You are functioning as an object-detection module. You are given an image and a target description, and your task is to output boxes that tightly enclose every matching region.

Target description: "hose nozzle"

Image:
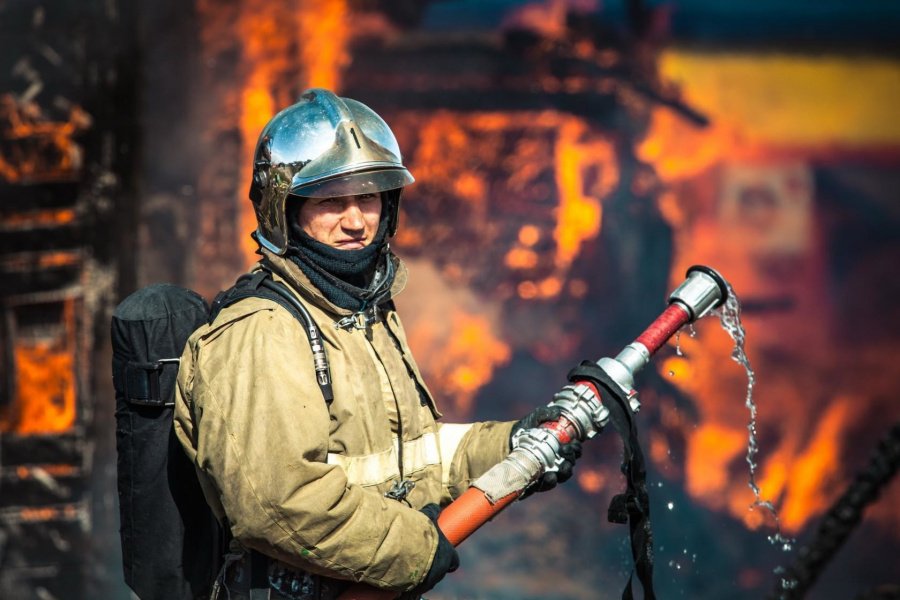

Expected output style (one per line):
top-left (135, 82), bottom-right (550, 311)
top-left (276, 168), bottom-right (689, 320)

top-left (668, 265), bottom-right (729, 322)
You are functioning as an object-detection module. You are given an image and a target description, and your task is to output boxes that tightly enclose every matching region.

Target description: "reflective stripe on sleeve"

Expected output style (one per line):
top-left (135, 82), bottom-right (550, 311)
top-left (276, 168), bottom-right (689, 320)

top-left (436, 423), bottom-right (475, 488)
top-left (327, 432), bottom-right (441, 487)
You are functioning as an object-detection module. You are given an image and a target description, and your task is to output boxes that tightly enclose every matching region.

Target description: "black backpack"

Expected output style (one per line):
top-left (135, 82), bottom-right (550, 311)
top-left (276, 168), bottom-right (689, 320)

top-left (112, 270), bottom-right (332, 599)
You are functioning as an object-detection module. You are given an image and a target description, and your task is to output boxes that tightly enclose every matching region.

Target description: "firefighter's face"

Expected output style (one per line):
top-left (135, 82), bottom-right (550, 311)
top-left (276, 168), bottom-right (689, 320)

top-left (297, 192), bottom-right (382, 249)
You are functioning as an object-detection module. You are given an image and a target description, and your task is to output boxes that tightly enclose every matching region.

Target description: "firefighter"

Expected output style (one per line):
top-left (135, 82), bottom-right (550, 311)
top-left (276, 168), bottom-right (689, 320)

top-left (173, 89), bottom-right (581, 599)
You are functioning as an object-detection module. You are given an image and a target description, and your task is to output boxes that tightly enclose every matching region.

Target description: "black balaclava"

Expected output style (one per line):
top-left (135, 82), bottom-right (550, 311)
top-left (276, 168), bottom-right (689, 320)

top-left (285, 199), bottom-right (396, 312)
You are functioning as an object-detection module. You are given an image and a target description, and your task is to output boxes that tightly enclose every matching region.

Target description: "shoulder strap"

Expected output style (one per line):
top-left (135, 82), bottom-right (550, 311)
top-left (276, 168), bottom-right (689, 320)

top-left (210, 270), bottom-right (334, 403)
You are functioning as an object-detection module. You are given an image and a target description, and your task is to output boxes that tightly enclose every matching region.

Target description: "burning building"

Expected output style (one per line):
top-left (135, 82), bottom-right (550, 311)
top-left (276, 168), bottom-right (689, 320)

top-left (1, 0), bottom-right (899, 598)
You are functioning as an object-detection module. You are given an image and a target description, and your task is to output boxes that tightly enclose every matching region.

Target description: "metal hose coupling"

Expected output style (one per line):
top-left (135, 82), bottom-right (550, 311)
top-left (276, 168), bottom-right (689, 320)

top-left (669, 265), bottom-right (729, 322)
top-left (509, 382), bottom-right (610, 480)
top-left (549, 382), bottom-right (610, 440)
top-left (595, 265), bottom-right (730, 411)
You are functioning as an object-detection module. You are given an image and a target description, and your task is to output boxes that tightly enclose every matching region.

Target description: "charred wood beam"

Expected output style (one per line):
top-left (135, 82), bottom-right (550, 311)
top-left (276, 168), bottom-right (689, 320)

top-left (0, 183), bottom-right (79, 213)
top-left (344, 35), bottom-right (706, 125)
top-left (0, 432), bottom-right (84, 466)
top-left (3, 265), bottom-right (82, 297)
top-left (0, 225), bottom-right (85, 255)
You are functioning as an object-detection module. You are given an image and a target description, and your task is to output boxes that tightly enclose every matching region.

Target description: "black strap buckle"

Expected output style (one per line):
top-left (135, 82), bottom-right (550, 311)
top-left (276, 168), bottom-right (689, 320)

top-left (124, 358), bottom-right (180, 407)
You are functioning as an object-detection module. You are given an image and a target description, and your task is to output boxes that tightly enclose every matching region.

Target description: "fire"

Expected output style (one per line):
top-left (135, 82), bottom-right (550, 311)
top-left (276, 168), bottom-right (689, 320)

top-left (0, 208), bottom-right (76, 229)
top-left (663, 321), bottom-right (864, 533)
top-left (0, 94), bottom-right (91, 183)
top-left (637, 48), bottom-right (900, 536)
top-left (393, 110), bottom-right (617, 301)
top-left (503, 0), bottom-right (599, 40)
top-left (553, 119), bottom-right (616, 271)
top-left (762, 398), bottom-right (854, 532)
top-left (196, 0), bottom-right (352, 267)
top-left (0, 300), bottom-right (77, 436)
top-left (298, 0), bottom-right (350, 93)
top-left (408, 310), bottom-right (511, 416)
top-left (395, 259), bottom-right (511, 418)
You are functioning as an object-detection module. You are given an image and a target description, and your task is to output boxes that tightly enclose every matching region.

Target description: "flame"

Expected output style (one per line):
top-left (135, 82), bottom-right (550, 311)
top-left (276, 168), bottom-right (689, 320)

top-left (0, 208), bottom-right (76, 229)
top-left (638, 51), bottom-right (900, 185)
top-left (196, 0), bottom-right (351, 271)
top-left (395, 110), bottom-right (617, 301)
top-left (503, 0), bottom-right (599, 39)
top-left (763, 398), bottom-right (854, 531)
top-left (553, 119), bottom-right (615, 271)
top-left (0, 94), bottom-right (91, 183)
top-left (638, 48), bottom-right (900, 535)
top-left (298, 0), bottom-right (350, 93)
top-left (0, 300), bottom-right (77, 435)
top-left (408, 310), bottom-right (511, 416)
top-left (395, 259), bottom-right (511, 418)
top-left (199, 0), bottom-right (353, 267)
top-left (1, 251), bottom-right (81, 271)
top-left (16, 464), bottom-right (77, 478)
top-left (18, 503), bottom-right (81, 523)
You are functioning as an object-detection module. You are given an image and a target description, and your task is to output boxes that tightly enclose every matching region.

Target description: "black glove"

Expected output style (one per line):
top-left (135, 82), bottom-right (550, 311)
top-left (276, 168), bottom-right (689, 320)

top-left (510, 405), bottom-right (583, 493)
top-left (405, 503), bottom-right (459, 599)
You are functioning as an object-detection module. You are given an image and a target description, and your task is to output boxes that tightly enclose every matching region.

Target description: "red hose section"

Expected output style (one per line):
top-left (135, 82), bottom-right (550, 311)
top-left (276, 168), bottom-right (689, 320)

top-left (541, 414), bottom-right (578, 444)
top-left (634, 303), bottom-right (690, 355)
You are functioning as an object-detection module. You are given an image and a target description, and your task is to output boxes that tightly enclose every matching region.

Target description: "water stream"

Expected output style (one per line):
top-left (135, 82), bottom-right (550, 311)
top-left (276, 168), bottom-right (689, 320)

top-left (709, 281), bottom-right (795, 552)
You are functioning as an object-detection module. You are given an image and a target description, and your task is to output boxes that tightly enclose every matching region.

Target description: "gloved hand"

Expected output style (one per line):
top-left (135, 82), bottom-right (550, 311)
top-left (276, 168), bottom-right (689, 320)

top-left (404, 503), bottom-right (459, 599)
top-left (510, 405), bottom-right (583, 493)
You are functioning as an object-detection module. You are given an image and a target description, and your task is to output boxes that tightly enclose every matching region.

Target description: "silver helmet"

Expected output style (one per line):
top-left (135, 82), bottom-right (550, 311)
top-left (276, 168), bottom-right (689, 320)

top-left (249, 88), bottom-right (414, 255)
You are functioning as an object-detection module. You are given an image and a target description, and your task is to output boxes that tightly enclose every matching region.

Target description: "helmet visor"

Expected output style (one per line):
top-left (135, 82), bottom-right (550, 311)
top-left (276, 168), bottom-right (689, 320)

top-left (291, 168), bottom-right (414, 199)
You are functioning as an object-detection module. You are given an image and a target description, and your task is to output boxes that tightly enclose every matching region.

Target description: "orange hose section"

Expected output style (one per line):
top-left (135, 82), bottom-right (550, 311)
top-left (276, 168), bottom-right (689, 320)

top-left (338, 487), bottom-right (521, 600)
top-left (438, 487), bottom-right (520, 546)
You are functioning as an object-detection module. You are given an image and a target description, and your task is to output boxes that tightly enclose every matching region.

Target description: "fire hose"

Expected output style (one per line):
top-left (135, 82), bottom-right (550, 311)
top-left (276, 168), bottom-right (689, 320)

top-left (339, 265), bottom-right (729, 600)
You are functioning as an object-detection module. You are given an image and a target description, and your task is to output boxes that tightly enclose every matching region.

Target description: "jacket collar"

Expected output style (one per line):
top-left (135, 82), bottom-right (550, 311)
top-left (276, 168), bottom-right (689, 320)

top-left (258, 248), bottom-right (409, 317)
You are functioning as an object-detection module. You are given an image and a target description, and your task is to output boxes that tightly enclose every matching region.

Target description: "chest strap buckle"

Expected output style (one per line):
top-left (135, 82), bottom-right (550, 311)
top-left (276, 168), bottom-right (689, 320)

top-left (335, 306), bottom-right (380, 331)
top-left (384, 479), bottom-right (416, 503)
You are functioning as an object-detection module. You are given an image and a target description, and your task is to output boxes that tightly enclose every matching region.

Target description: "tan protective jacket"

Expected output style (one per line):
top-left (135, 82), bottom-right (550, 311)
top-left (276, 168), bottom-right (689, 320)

top-left (173, 250), bottom-right (514, 593)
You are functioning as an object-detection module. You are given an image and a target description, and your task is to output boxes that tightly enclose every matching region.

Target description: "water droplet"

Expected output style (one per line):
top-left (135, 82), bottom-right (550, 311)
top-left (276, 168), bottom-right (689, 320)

top-left (667, 501), bottom-right (674, 510)
top-left (657, 482), bottom-right (664, 488)
top-left (668, 370), bottom-right (675, 377)
top-left (688, 323), bottom-right (697, 338)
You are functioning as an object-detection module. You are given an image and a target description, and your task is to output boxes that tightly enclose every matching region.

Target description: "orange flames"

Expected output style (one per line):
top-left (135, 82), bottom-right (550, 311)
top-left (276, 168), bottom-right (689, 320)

top-left (394, 110), bottom-right (617, 302)
top-left (408, 311), bottom-right (512, 416)
top-left (0, 94), bottom-right (91, 183)
top-left (196, 4), bottom-right (900, 540)
top-left (196, 0), bottom-right (351, 266)
top-left (636, 49), bottom-right (900, 535)
top-left (652, 166), bottom-right (845, 534)
top-left (554, 118), bottom-right (616, 271)
top-left (397, 259), bottom-right (512, 417)
top-left (0, 299), bottom-right (77, 436)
